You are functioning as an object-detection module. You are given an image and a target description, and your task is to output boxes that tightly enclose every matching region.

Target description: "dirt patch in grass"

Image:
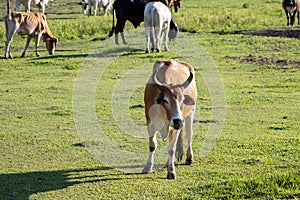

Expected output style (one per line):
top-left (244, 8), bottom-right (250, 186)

top-left (243, 29), bottom-right (300, 39)
top-left (226, 54), bottom-right (300, 68)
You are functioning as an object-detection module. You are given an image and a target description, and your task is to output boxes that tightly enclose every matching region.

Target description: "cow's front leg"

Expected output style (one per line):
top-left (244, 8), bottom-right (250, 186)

top-left (185, 112), bottom-right (194, 165)
top-left (21, 37), bottom-right (32, 58)
top-left (34, 35), bottom-right (41, 57)
top-left (285, 11), bottom-right (290, 26)
top-left (175, 129), bottom-right (184, 161)
top-left (166, 129), bottom-right (180, 180)
top-left (142, 126), bottom-right (157, 174)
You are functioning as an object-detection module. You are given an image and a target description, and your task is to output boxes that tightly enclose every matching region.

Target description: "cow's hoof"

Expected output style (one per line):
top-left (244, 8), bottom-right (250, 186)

top-left (5, 54), bottom-right (12, 59)
top-left (176, 153), bottom-right (183, 162)
top-left (141, 167), bottom-right (152, 174)
top-left (36, 53), bottom-right (41, 57)
top-left (167, 172), bottom-right (176, 180)
top-left (145, 50), bottom-right (149, 54)
top-left (185, 157), bottom-right (194, 165)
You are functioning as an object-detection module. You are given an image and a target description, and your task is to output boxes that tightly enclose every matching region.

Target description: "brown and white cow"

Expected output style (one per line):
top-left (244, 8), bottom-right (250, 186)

top-left (167, 0), bottom-right (181, 13)
top-left (15, 0), bottom-right (51, 13)
top-left (142, 59), bottom-right (197, 180)
top-left (4, 7), bottom-right (58, 58)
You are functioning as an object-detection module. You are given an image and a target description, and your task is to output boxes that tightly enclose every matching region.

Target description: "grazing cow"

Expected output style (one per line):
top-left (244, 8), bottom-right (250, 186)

top-left (109, 0), bottom-right (178, 45)
top-left (142, 59), bottom-right (197, 180)
top-left (4, 0), bottom-right (58, 58)
top-left (80, 0), bottom-right (89, 14)
top-left (282, 0), bottom-right (300, 26)
top-left (81, 0), bottom-right (112, 16)
top-left (167, 0), bottom-right (181, 13)
top-left (144, 1), bottom-right (171, 53)
top-left (15, 0), bottom-right (50, 13)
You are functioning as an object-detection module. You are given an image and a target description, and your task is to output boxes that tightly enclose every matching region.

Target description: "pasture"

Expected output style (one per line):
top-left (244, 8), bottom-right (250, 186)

top-left (0, 0), bottom-right (299, 199)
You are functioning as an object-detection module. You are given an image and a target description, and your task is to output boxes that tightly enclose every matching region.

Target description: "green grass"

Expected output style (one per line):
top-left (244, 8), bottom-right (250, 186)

top-left (0, 0), bottom-right (299, 199)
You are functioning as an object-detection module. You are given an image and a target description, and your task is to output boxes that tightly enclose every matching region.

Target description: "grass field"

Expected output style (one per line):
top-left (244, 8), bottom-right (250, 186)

top-left (0, 0), bottom-right (299, 199)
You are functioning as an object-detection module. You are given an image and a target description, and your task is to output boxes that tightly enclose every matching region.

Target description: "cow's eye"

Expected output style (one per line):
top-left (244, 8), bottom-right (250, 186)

top-left (163, 99), bottom-right (169, 104)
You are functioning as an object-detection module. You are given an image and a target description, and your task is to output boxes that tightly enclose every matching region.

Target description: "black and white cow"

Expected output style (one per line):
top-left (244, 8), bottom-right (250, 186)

top-left (282, 0), bottom-right (300, 26)
top-left (80, 0), bottom-right (112, 16)
top-left (109, 0), bottom-right (178, 45)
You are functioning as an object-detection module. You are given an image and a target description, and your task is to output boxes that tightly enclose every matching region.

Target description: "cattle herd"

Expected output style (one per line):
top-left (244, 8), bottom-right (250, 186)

top-left (2, 0), bottom-right (299, 180)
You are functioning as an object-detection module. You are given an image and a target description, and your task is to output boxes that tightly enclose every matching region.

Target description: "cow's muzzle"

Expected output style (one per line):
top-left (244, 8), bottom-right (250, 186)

top-left (171, 118), bottom-right (184, 130)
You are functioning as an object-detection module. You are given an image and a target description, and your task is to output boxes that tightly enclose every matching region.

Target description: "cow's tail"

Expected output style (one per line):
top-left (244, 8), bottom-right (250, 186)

top-left (7, 0), bottom-right (11, 15)
top-left (108, 7), bottom-right (115, 37)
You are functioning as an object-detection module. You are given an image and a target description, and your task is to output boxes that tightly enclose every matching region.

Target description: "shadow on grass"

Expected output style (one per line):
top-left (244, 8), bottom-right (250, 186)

top-left (0, 167), bottom-right (134, 200)
top-left (243, 28), bottom-right (300, 39)
top-left (210, 28), bottom-right (300, 39)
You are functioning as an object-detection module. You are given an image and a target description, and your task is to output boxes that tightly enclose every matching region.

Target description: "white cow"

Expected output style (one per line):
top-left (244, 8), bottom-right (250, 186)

top-left (81, 0), bottom-right (113, 16)
top-left (15, 0), bottom-right (50, 13)
top-left (144, 1), bottom-right (172, 53)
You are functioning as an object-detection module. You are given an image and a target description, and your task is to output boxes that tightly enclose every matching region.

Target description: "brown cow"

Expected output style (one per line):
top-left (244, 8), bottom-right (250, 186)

top-left (4, 2), bottom-right (57, 59)
top-left (142, 59), bottom-right (197, 180)
top-left (167, 0), bottom-right (181, 12)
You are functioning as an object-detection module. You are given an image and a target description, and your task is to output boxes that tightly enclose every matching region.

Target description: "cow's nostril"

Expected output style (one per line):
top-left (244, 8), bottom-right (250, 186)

top-left (172, 118), bottom-right (183, 130)
top-left (173, 118), bottom-right (181, 125)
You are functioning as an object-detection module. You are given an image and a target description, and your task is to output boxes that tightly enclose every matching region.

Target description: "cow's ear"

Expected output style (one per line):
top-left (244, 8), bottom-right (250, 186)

top-left (183, 95), bottom-right (195, 106)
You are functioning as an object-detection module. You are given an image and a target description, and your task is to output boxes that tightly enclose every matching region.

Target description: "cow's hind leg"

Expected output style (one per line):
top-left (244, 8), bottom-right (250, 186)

top-left (4, 20), bottom-right (18, 59)
top-left (115, 19), bottom-right (127, 44)
top-left (145, 26), bottom-right (151, 53)
top-left (163, 26), bottom-right (170, 51)
top-left (142, 125), bottom-right (157, 174)
top-left (154, 26), bottom-right (162, 52)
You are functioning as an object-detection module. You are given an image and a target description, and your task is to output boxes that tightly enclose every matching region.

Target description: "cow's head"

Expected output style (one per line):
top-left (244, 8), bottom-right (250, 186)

top-left (79, 0), bottom-right (89, 14)
top-left (174, 0), bottom-right (181, 12)
top-left (285, 0), bottom-right (296, 6)
top-left (169, 18), bottom-right (179, 39)
top-left (154, 69), bottom-right (195, 130)
top-left (44, 35), bottom-right (58, 55)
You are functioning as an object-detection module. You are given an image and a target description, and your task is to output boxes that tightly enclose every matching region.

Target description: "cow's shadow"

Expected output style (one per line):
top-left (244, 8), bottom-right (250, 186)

top-left (0, 167), bottom-right (134, 200)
